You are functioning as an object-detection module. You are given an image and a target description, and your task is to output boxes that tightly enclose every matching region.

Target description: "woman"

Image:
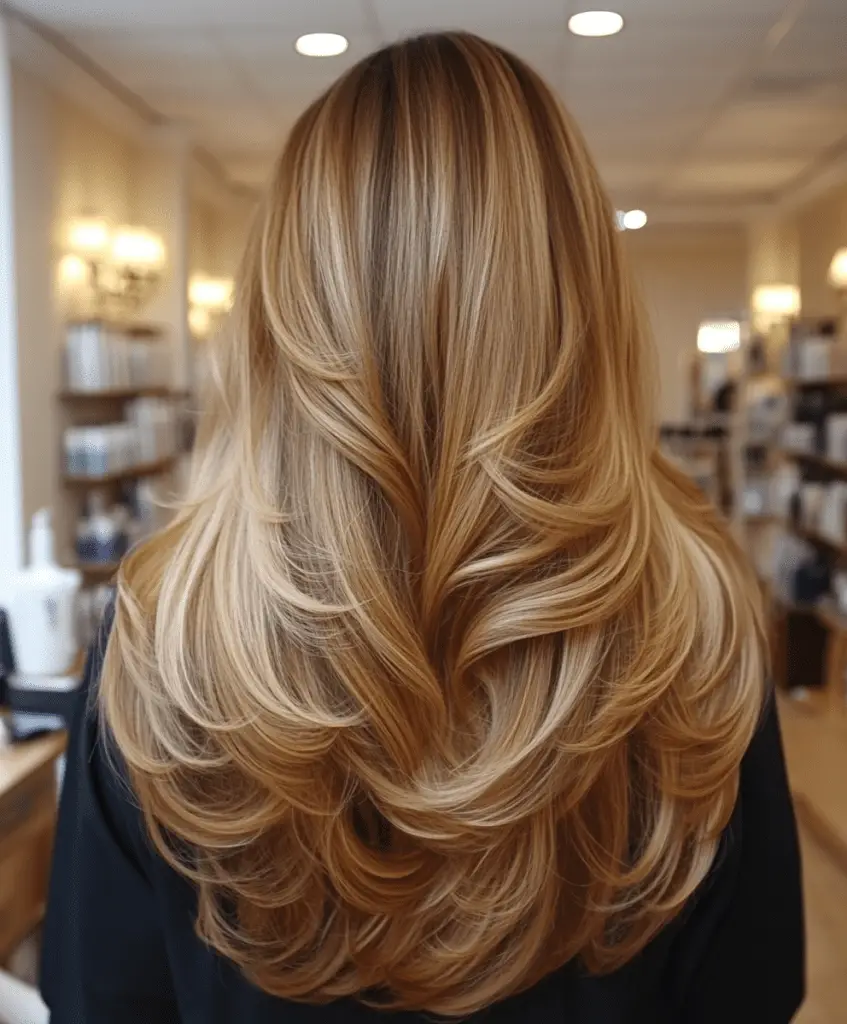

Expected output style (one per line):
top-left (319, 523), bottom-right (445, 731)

top-left (43, 33), bottom-right (804, 1023)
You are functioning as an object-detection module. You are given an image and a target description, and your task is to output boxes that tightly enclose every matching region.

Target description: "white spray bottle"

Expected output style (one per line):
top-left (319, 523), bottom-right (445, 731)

top-left (8, 509), bottom-right (82, 676)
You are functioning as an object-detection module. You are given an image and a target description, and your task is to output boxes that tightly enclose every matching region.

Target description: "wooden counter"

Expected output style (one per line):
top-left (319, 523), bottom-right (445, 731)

top-left (0, 731), bottom-right (66, 963)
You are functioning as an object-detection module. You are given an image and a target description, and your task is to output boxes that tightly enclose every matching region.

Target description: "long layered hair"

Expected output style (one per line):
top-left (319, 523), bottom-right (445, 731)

top-left (102, 33), bottom-right (765, 1018)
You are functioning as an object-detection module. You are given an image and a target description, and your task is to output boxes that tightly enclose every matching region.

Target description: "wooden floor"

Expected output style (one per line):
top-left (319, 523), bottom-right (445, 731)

top-left (795, 823), bottom-right (847, 1023)
top-left (779, 695), bottom-right (847, 1022)
top-left (780, 693), bottom-right (847, 852)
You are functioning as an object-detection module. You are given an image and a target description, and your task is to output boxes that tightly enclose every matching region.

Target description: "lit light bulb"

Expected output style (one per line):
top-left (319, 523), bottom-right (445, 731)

top-left (752, 284), bottom-right (801, 317)
top-left (189, 306), bottom-right (212, 338)
top-left (568, 11), bottom-right (624, 37)
top-left (295, 33), bottom-right (349, 57)
top-left (829, 248), bottom-right (847, 291)
top-left (189, 275), bottom-right (234, 313)
top-left (111, 227), bottom-right (166, 270)
top-left (58, 253), bottom-right (89, 287)
top-left (622, 209), bottom-right (648, 230)
top-left (66, 217), bottom-right (110, 258)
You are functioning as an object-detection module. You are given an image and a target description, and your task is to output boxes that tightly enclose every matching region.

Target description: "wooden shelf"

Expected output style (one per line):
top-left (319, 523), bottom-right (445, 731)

top-left (76, 561), bottom-right (120, 580)
top-left (60, 386), bottom-right (178, 401)
top-left (66, 318), bottom-right (163, 338)
top-left (788, 376), bottom-right (847, 389)
top-left (63, 455), bottom-right (176, 487)
top-left (782, 450), bottom-right (847, 475)
top-left (791, 523), bottom-right (847, 558)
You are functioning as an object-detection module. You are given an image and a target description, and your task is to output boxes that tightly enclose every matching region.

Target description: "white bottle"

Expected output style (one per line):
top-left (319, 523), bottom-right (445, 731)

top-left (8, 509), bottom-right (82, 676)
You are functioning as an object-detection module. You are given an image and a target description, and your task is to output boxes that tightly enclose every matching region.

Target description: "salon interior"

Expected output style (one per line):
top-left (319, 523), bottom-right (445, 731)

top-left (0, 1), bottom-right (846, 1020)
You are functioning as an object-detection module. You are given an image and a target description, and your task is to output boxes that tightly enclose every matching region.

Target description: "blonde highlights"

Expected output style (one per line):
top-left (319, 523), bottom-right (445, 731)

top-left (102, 34), bottom-right (765, 1017)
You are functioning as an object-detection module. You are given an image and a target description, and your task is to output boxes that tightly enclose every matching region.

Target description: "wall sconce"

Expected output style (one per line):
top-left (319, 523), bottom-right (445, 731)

top-left (188, 274), bottom-right (234, 338)
top-left (61, 216), bottom-right (166, 314)
top-left (829, 248), bottom-right (847, 292)
top-left (752, 284), bottom-right (801, 322)
top-left (107, 226), bottom-right (167, 308)
top-left (697, 319), bottom-right (741, 354)
top-left (61, 217), bottom-right (111, 308)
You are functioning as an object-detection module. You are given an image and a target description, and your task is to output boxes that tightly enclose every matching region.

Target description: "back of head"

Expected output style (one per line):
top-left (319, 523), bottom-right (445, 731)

top-left (102, 32), bottom-right (765, 1018)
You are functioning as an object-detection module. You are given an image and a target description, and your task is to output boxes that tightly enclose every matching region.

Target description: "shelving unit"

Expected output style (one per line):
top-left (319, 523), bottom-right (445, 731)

top-left (789, 376), bottom-right (847, 389)
top-left (735, 318), bottom-right (789, 549)
top-left (76, 561), bottom-right (120, 582)
top-left (783, 450), bottom-right (847, 475)
top-left (64, 317), bottom-right (163, 337)
top-left (744, 311), bottom-right (847, 704)
top-left (792, 524), bottom-right (847, 558)
top-left (63, 455), bottom-right (177, 488)
top-left (60, 386), bottom-right (184, 401)
top-left (58, 319), bottom-right (184, 592)
top-left (746, 512), bottom-right (780, 525)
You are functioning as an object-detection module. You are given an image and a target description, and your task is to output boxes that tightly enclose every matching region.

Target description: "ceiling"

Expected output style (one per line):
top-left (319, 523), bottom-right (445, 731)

top-left (7, 0), bottom-right (847, 217)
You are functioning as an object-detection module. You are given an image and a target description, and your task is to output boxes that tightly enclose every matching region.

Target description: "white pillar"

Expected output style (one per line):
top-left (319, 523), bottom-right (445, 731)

top-left (747, 215), bottom-right (801, 331)
top-left (134, 128), bottom-right (192, 391)
top-left (0, 13), bottom-right (25, 603)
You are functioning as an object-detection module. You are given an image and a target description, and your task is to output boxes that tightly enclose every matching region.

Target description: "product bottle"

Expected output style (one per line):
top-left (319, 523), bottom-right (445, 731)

top-left (8, 509), bottom-right (82, 676)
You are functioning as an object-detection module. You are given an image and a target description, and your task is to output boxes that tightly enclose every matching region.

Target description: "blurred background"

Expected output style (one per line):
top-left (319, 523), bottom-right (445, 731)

top-left (0, 2), bottom-right (846, 1021)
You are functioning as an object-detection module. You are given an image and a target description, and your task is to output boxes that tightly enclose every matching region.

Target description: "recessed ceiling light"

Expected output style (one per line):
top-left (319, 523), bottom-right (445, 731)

top-left (622, 209), bottom-right (648, 230)
top-left (568, 11), bottom-right (624, 37)
top-left (295, 33), bottom-right (349, 58)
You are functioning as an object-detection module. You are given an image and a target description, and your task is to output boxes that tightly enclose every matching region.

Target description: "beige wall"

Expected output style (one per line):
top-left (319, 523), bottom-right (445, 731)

top-left (747, 217), bottom-right (800, 322)
top-left (54, 95), bottom-right (139, 234)
top-left (12, 65), bottom-right (59, 530)
top-left (625, 227), bottom-right (749, 422)
top-left (218, 199), bottom-right (252, 275)
top-left (742, 184), bottom-right (847, 324)
top-left (1, 19), bottom-right (25, 591)
top-left (135, 139), bottom-right (193, 387)
top-left (12, 67), bottom-right (146, 534)
top-left (190, 194), bottom-right (252, 280)
top-left (9, 66), bottom-right (249, 549)
top-left (11, 66), bottom-right (199, 560)
top-left (624, 187), bottom-right (847, 426)
top-left (796, 184), bottom-right (847, 319)
top-left (190, 197), bottom-right (218, 280)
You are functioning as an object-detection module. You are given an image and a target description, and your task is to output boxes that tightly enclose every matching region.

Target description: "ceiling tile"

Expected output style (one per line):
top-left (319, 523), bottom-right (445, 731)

top-left (15, 0), bottom-right (847, 214)
top-left (763, 15), bottom-right (847, 81)
top-left (599, 159), bottom-right (666, 191)
top-left (196, 116), bottom-right (279, 150)
top-left (221, 154), bottom-right (275, 188)
top-left (70, 29), bottom-right (220, 59)
top-left (14, 0), bottom-right (368, 29)
top-left (372, 0), bottom-right (565, 35)
top-left (219, 30), bottom-right (375, 106)
top-left (610, 0), bottom-right (789, 16)
top-left (695, 97), bottom-right (847, 158)
top-left (218, 28), bottom-right (369, 61)
top-left (666, 156), bottom-right (812, 195)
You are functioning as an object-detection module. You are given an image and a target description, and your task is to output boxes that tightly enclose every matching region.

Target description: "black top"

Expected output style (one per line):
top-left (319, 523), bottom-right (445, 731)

top-left (42, 628), bottom-right (805, 1023)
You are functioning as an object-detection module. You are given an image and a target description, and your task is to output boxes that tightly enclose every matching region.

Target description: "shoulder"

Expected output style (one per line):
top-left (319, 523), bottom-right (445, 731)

top-left (69, 603), bottom-right (153, 874)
